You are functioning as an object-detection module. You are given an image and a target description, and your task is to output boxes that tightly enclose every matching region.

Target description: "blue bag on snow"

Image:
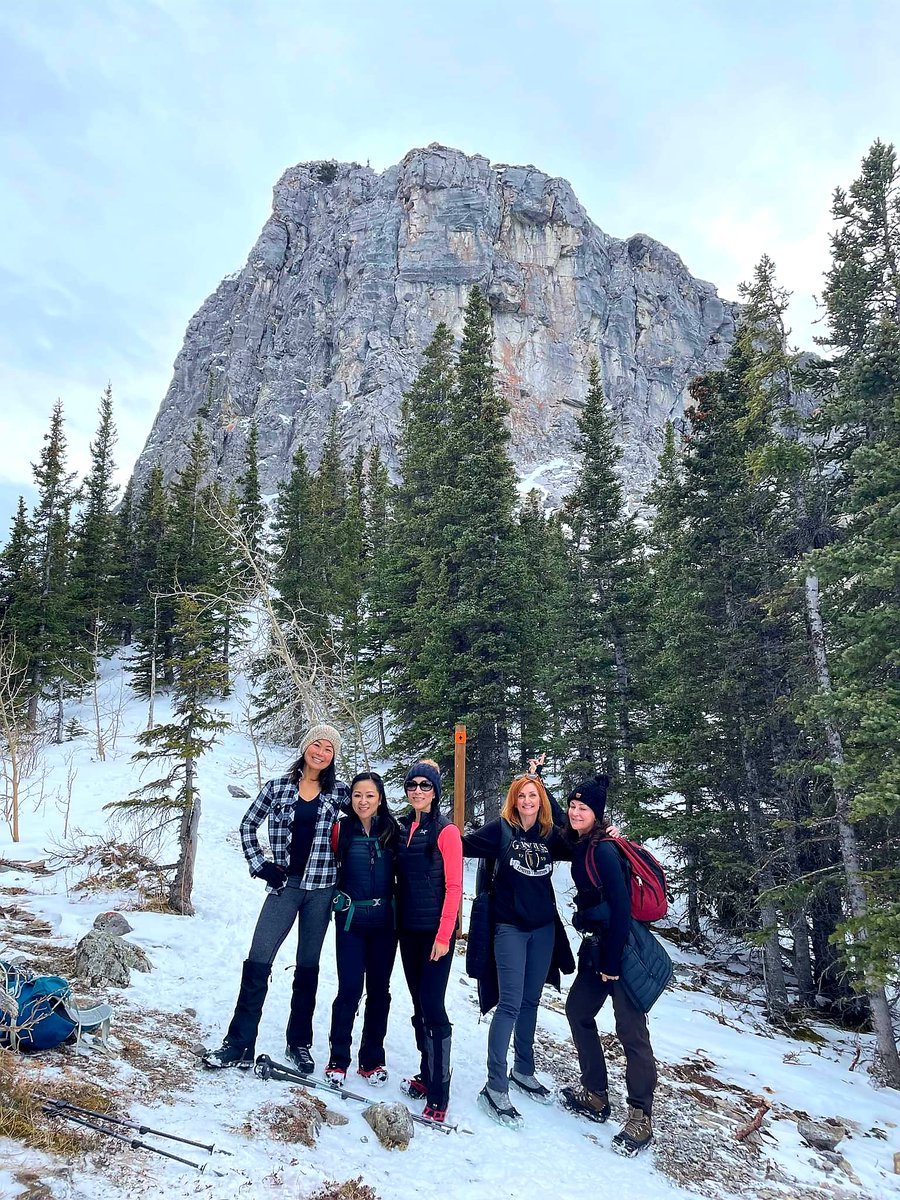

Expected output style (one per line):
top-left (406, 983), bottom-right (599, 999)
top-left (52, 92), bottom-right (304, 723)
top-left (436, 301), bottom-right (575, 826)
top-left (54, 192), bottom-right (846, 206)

top-left (0, 960), bottom-right (112, 1052)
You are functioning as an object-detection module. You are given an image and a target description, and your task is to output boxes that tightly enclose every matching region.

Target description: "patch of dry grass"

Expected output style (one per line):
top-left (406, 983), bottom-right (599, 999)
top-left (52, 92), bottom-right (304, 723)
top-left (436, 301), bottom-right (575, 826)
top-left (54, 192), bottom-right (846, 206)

top-left (307, 1178), bottom-right (380, 1200)
top-left (0, 1048), bottom-right (111, 1155)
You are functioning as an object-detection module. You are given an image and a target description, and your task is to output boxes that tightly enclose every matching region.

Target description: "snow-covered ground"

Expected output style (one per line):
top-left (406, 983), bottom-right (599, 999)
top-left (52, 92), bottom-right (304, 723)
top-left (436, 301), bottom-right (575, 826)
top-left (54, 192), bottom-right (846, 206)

top-left (2, 662), bottom-right (899, 1199)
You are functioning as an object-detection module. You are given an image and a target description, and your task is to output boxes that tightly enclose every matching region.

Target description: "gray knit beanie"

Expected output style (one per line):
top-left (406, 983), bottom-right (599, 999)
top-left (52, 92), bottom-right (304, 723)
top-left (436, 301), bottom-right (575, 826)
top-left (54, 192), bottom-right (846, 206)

top-left (299, 723), bottom-right (342, 758)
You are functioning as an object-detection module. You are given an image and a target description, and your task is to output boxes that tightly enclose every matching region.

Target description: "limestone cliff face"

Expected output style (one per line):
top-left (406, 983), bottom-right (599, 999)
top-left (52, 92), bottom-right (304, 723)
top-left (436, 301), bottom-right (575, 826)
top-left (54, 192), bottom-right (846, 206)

top-left (134, 144), bottom-right (737, 504)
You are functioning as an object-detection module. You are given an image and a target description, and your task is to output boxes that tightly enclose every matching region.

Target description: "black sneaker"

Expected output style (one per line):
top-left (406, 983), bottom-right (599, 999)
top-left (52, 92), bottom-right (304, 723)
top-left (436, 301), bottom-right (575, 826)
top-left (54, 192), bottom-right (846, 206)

top-left (478, 1085), bottom-right (524, 1130)
top-left (285, 1044), bottom-right (314, 1075)
top-left (612, 1105), bottom-right (653, 1156)
top-left (509, 1070), bottom-right (553, 1104)
top-left (560, 1084), bottom-right (611, 1123)
top-left (202, 1041), bottom-right (253, 1070)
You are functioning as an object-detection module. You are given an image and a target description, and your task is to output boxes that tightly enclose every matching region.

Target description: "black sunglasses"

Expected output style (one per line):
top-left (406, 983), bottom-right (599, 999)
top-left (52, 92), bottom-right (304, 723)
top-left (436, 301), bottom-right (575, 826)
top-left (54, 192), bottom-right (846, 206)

top-left (405, 780), bottom-right (435, 793)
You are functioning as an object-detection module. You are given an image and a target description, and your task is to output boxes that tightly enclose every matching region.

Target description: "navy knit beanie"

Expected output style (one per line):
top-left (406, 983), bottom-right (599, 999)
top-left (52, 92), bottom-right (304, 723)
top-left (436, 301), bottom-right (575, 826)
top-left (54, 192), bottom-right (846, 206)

top-left (404, 761), bottom-right (442, 804)
top-left (567, 775), bottom-right (609, 823)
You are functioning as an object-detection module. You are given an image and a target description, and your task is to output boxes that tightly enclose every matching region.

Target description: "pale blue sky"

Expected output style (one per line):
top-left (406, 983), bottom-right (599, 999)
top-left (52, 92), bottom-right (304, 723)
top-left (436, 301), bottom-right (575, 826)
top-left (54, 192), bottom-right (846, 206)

top-left (1, 0), bottom-right (897, 528)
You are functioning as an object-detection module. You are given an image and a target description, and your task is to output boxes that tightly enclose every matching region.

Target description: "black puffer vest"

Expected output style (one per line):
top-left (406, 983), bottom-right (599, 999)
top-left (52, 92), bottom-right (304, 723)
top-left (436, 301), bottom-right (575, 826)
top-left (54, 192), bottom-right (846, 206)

top-left (335, 825), bottom-right (395, 931)
top-left (396, 810), bottom-right (451, 933)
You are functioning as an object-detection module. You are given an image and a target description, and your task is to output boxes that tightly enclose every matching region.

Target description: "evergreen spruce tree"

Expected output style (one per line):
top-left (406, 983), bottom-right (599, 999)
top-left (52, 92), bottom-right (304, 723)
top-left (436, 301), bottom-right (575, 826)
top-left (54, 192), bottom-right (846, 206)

top-left (430, 288), bottom-right (522, 817)
top-left (359, 444), bottom-right (393, 750)
top-left (313, 414), bottom-right (348, 615)
top-left (337, 448), bottom-right (367, 742)
top-left (128, 465), bottom-right (170, 700)
top-left (70, 385), bottom-right (119, 657)
top-left (236, 420), bottom-right (267, 583)
top-left (804, 141), bottom-right (900, 1083)
top-left (26, 400), bottom-right (80, 729)
top-left (0, 499), bottom-right (40, 680)
top-left (118, 593), bottom-right (229, 914)
top-left (270, 444), bottom-right (325, 637)
top-left (257, 445), bottom-right (326, 737)
top-left (377, 323), bottom-right (456, 765)
top-left (112, 478), bottom-right (139, 646)
top-left (513, 492), bottom-right (571, 770)
top-left (559, 357), bottom-right (647, 803)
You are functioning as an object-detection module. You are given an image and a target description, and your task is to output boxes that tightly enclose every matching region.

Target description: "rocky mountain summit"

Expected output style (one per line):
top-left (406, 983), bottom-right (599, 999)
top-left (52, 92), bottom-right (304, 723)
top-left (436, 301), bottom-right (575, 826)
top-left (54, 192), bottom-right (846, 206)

top-left (133, 143), bottom-right (738, 504)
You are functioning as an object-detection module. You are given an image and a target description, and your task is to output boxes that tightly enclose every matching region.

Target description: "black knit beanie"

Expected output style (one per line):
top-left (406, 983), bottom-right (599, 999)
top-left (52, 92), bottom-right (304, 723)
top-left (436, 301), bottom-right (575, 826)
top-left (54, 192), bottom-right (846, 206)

top-left (403, 761), bottom-right (442, 804)
top-left (567, 775), bottom-right (609, 823)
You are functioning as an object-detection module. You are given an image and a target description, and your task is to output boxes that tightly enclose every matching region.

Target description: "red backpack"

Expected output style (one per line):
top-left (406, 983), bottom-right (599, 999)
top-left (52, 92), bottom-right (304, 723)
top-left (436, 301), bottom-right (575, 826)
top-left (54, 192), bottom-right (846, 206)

top-left (586, 836), bottom-right (669, 923)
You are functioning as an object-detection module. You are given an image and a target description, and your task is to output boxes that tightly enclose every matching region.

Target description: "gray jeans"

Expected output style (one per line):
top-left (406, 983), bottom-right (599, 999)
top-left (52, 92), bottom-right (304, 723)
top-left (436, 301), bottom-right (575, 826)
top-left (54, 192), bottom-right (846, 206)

top-left (247, 878), bottom-right (335, 969)
top-left (486, 921), bottom-right (555, 1093)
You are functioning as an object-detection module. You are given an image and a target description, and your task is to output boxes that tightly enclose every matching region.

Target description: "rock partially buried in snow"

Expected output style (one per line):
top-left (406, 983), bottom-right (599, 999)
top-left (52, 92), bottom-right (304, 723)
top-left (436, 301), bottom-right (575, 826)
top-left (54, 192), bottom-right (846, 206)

top-left (92, 911), bottom-right (133, 936)
top-left (798, 1118), bottom-right (845, 1152)
top-left (74, 930), bottom-right (152, 987)
top-left (362, 1101), bottom-right (414, 1150)
top-left (228, 784), bottom-right (251, 798)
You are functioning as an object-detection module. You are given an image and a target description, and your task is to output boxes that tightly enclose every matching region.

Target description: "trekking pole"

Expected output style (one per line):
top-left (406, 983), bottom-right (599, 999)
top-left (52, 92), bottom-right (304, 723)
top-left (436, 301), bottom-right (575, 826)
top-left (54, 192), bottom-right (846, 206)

top-left (41, 1098), bottom-right (221, 1153)
top-left (43, 1106), bottom-right (209, 1171)
top-left (254, 1055), bottom-right (464, 1134)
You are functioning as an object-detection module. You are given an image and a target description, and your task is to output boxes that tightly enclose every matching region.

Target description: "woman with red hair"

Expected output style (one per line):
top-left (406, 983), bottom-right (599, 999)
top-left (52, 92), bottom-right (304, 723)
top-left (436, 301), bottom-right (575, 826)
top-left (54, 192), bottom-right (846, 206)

top-left (463, 773), bottom-right (573, 1128)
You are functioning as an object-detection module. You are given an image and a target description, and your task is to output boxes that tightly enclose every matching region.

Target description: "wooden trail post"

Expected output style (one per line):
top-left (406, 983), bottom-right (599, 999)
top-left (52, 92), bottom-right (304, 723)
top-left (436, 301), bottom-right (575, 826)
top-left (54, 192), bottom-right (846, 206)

top-left (454, 723), bottom-right (466, 934)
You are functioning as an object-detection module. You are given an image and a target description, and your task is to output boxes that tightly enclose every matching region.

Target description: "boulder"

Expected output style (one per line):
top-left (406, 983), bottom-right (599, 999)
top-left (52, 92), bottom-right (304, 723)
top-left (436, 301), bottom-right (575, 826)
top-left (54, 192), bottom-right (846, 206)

top-left (74, 931), bottom-right (152, 987)
top-left (92, 911), bottom-right (133, 936)
top-left (362, 1101), bottom-right (414, 1150)
top-left (798, 1118), bottom-right (845, 1152)
top-left (228, 784), bottom-right (252, 798)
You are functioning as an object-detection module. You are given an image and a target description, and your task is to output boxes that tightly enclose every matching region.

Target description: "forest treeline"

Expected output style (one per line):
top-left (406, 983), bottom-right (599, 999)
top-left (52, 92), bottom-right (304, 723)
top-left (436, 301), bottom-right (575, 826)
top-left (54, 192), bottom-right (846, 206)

top-left (1, 143), bottom-right (897, 1080)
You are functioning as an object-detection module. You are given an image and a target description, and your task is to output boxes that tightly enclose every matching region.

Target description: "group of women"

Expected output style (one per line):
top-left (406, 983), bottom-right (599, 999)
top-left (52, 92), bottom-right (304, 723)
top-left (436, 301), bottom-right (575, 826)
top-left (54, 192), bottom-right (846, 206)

top-left (202, 723), bottom-right (658, 1156)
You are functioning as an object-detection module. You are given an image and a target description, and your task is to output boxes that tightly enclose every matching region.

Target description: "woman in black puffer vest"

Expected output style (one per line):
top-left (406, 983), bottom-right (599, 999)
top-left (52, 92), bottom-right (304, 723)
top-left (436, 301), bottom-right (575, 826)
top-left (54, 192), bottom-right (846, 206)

top-left (395, 759), bottom-right (463, 1124)
top-left (325, 772), bottom-right (398, 1089)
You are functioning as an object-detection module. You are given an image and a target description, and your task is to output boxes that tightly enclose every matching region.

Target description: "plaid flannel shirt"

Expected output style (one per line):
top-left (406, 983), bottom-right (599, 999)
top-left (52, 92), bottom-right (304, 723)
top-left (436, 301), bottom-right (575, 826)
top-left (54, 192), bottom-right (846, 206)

top-left (239, 774), bottom-right (350, 892)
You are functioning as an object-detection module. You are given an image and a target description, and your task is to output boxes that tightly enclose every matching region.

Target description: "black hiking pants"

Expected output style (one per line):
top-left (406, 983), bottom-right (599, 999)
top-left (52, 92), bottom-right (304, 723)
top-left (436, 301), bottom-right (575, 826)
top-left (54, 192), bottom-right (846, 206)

top-left (329, 922), bottom-right (398, 1071)
top-left (565, 963), bottom-right (658, 1115)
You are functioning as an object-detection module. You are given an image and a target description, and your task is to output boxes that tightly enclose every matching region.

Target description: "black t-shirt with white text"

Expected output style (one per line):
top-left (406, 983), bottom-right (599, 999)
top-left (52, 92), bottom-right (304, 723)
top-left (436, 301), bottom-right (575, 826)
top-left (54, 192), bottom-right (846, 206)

top-left (462, 819), bottom-right (567, 930)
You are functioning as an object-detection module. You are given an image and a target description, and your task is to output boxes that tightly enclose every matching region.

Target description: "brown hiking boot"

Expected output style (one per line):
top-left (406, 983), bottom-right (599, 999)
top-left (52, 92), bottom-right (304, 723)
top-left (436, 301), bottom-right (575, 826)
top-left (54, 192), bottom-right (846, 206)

top-left (560, 1085), bottom-right (611, 1123)
top-left (612, 1104), bottom-right (653, 1156)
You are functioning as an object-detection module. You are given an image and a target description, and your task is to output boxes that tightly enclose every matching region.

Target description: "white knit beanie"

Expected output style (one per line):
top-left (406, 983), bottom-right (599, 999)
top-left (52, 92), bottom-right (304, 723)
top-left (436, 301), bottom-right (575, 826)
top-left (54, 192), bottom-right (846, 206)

top-left (299, 723), bottom-right (342, 757)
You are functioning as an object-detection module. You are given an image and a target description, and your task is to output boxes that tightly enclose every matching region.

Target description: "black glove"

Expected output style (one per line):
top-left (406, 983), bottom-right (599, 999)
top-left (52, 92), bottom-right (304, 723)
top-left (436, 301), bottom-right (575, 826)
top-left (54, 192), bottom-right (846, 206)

top-left (572, 910), bottom-right (592, 933)
top-left (255, 862), bottom-right (287, 888)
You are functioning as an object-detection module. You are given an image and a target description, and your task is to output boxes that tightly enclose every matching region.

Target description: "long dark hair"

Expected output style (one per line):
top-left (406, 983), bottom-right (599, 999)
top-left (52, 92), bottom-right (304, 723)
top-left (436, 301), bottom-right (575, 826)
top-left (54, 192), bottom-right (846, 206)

top-left (561, 809), bottom-right (614, 848)
top-left (288, 751), bottom-right (337, 795)
top-left (345, 771), bottom-right (398, 850)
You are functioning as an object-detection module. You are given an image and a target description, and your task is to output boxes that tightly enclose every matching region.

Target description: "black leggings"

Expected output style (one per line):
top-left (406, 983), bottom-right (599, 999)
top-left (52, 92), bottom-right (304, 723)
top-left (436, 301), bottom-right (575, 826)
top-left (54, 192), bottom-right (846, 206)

top-left (398, 930), bottom-right (455, 1031)
top-left (398, 929), bottom-right (456, 1107)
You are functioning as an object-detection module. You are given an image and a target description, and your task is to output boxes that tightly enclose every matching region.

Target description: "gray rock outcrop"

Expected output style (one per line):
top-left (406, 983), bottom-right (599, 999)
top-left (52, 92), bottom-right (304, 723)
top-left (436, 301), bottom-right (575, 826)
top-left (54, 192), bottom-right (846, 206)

top-left (74, 930), bottom-right (152, 988)
top-left (798, 1118), bottom-right (845, 1151)
top-left (133, 144), bottom-right (738, 506)
top-left (362, 1101), bottom-right (415, 1149)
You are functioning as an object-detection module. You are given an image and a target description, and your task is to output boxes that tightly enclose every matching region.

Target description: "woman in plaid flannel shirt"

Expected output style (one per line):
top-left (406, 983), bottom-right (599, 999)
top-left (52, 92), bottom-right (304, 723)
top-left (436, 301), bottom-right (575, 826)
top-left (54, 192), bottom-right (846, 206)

top-left (203, 723), bottom-right (349, 1072)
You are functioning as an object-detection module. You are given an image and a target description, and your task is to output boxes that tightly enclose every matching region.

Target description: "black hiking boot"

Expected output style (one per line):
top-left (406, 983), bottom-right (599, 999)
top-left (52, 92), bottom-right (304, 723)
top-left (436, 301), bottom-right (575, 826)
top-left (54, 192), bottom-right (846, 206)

top-left (612, 1105), bottom-right (653, 1156)
top-left (202, 1040), bottom-right (254, 1070)
top-left (203, 960), bottom-right (270, 1069)
top-left (560, 1084), bottom-right (611, 1123)
top-left (285, 1044), bottom-right (315, 1075)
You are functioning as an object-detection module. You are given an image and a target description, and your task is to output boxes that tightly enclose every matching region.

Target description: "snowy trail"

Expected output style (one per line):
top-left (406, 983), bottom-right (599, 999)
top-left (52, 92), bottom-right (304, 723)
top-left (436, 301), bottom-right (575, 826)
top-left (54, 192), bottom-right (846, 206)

top-left (3, 674), bottom-right (900, 1199)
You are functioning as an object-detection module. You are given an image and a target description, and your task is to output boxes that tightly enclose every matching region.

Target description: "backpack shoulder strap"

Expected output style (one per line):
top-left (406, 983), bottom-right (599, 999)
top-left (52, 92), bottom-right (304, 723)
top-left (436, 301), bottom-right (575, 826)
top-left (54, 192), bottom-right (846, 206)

top-left (492, 819), bottom-right (514, 883)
